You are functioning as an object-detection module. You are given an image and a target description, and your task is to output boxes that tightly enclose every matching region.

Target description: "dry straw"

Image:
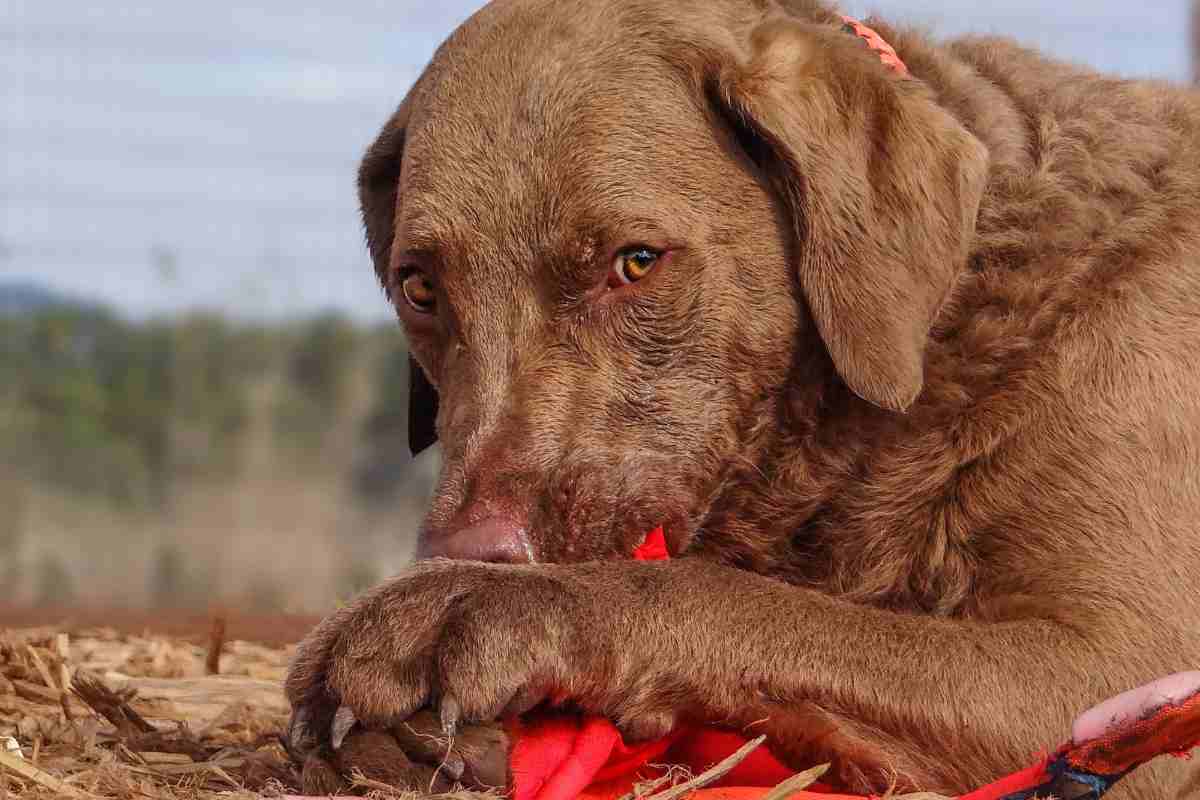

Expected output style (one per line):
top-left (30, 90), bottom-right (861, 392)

top-left (0, 625), bottom-right (953, 800)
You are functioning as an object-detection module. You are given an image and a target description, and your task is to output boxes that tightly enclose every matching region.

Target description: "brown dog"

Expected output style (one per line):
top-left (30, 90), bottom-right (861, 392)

top-left (284, 1), bottom-right (1200, 797)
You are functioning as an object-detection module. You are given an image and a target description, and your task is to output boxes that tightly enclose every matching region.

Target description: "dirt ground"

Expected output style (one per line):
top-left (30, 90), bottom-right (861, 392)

top-left (0, 608), bottom-right (924, 800)
top-left (0, 619), bottom-right (302, 798)
top-left (0, 605), bottom-right (329, 798)
top-left (0, 606), bottom-right (503, 799)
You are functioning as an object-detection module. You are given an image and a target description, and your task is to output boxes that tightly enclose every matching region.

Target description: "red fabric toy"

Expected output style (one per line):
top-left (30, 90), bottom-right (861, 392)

top-left (500, 528), bottom-right (1200, 800)
top-left (284, 530), bottom-right (1199, 800)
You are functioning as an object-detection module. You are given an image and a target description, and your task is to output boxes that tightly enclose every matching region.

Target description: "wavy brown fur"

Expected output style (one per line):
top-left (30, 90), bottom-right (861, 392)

top-left (287, 2), bottom-right (1200, 798)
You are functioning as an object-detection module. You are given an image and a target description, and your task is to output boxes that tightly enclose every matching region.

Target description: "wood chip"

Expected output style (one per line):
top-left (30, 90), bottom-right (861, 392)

top-left (124, 756), bottom-right (246, 776)
top-left (205, 763), bottom-right (241, 788)
top-left (136, 751), bottom-right (196, 766)
top-left (760, 763), bottom-right (831, 800)
top-left (114, 674), bottom-right (290, 723)
top-left (12, 678), bottom-right (63, 706)
top-left (0, 692), bottom-right (42, 716)
top-left (620, 735), bottom-right (767, 800)
top-left (0, 747), bottom-right (103, 799)
top-left (205, 617), bottom-right (226, 676)
top-left (25, 646), bottom-right (57, 691)
top-left (71, 672), bottom-right (156, 736)
top-left (56, 634), bottom-right (73, 691)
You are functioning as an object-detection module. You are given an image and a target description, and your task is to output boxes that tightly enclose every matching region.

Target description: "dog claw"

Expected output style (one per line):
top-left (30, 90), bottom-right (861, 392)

top-left (331, 705), bottom-right (358, 751)
top-left (502, 685), bottom-right (546, 718)
top-left (440, 694), bottom-right (462, 739)
top-left (617, 711), bottom-right (677, 743)
top-left (441, 752), bottom-right (466, 782)
top-left (286, 708), bottom-right (317, 761)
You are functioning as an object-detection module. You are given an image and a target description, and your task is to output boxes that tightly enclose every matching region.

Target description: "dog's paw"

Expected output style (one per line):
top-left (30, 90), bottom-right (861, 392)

top-left (297, 712), bottom-right (510, 795)
top-left (283, 559), bottom-right (680, 776)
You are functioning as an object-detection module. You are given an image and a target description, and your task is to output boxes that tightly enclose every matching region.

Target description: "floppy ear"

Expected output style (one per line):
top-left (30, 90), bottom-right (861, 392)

top-left (407, 355), bottom-right (440, 456)
top-left (708, 18), bottom-right (988, 411)
top-left (359, 98), bottom-right (440, 455)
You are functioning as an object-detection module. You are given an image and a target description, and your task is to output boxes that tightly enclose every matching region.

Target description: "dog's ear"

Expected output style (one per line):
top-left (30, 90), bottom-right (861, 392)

top-left (359, 96), bottom-right (410, 286)
top-left (359, 97), bottom-right (440, 455)
top-left (706, 18), bottom-right (988, 411)
top-left (408, 355), bottom-right (439, 456)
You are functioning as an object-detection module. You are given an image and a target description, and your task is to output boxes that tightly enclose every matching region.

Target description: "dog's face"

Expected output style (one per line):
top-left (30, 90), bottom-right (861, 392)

top-left (360, 0), bottom-right (989, 563)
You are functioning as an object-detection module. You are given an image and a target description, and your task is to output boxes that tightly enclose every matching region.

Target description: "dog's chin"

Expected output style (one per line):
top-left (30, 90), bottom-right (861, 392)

top-left (522, 513), bottom-right (700, 565)
top-left (656, 516), bottom-right (698, 558)
top-left (556, 499), bottom-right (705, 563)
top-left (411, 480), bottom-right (706, 565)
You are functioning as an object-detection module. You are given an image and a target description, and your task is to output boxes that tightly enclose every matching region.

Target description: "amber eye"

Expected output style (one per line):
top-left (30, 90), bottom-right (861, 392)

top-left (610, 247), bottom-right (661, 286)
top-left (399, 270), bottom-right (436, 313)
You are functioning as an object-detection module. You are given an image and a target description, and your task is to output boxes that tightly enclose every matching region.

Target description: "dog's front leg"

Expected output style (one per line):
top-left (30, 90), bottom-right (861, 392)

top-left (284, 557), bottom-right (1140, 796)
top-left (585, 558), bottom-right (1143, 795)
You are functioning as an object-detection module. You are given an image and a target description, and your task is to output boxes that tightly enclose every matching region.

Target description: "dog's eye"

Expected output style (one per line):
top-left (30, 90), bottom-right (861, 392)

top-left (400, 270), bottom-right (437, 313)
top-left (610, 247), bottom-right (660, 287)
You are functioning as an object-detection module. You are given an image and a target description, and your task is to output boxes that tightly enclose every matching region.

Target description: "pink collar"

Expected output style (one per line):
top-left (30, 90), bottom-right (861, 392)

top-left (840, 15), bottom-right (910, 78)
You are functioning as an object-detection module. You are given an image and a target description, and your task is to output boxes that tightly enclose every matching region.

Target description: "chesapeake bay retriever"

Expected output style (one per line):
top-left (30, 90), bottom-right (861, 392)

top-left (284, 1), bottom-right (1200, 796)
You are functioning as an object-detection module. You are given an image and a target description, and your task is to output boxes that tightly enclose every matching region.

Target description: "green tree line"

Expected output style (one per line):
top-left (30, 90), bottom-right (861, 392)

top-left (0, 304), bottom-right (415, 510)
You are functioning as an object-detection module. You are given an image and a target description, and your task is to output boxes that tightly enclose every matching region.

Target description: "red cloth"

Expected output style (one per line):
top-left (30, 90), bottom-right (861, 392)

top-left (630, 526), bottom-right (670, 561)
top-left (507, 714), bottom-right (846, 800)
top-left (503, 527), bottom-right (1200, 800)
top-left (507, 527), bottom-right (824, 800)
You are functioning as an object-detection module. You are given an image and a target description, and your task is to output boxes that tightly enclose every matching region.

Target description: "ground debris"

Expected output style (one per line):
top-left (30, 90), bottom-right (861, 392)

top-left (0, 625), bottom-right (300, 799)
top-left (72, 670), bottom-right (157, 736)
top-left (0, 624), bottom-right (953, 800)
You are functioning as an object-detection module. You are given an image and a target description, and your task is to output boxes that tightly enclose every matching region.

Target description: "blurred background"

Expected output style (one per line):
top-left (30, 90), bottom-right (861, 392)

top-left (2, 1), bottom-right (1198, 616)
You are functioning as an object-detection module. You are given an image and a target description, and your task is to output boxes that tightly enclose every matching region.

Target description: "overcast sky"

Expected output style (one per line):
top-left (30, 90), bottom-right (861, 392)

top-left (2, 1), bottom-right (1193, 321)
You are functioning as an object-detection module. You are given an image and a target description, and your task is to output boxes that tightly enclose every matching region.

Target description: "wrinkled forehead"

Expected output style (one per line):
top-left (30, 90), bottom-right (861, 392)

top-left (394, 2), bottom-right (720, 267)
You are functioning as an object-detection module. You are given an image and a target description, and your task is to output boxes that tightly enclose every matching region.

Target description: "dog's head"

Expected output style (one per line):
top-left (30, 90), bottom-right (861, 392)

top-left (360, 0), bottom-right (988, 563)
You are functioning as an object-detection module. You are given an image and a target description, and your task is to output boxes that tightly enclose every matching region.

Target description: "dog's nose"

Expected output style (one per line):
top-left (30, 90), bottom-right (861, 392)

top-left (418, 516), bottom-right (533, 563)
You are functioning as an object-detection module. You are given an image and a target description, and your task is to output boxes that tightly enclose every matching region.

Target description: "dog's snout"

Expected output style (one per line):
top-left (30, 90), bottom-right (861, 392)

top-left (418, 516), bottom-right (533, 563)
